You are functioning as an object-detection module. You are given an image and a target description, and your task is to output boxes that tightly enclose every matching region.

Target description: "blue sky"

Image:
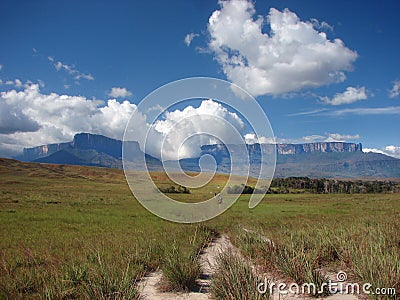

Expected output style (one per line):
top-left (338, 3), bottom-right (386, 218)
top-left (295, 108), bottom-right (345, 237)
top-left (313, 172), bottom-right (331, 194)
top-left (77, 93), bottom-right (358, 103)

top-left (0, 0), bottom-right (399, 158)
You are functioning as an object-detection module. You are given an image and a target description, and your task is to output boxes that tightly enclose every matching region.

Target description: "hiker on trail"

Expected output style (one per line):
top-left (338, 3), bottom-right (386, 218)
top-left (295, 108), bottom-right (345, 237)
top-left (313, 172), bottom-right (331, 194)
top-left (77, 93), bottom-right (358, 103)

top-left (217, 193), bottom-right (222, 206)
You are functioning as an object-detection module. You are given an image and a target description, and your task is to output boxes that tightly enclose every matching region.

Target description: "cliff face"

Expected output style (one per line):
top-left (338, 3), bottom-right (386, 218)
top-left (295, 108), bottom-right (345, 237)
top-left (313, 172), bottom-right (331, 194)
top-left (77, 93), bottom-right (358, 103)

top-left (22, 133), bottom-right (141, 161)
top-left (201, 142), bottom-right (362, 158)
top-left (276, 142), bottom-right (362, 155)
top-left (22, 142), bottom-right (72, 161)
top-left (23, 135), bottom-right (363, 163)
top-left (72, 133), bottom-right (122, 158)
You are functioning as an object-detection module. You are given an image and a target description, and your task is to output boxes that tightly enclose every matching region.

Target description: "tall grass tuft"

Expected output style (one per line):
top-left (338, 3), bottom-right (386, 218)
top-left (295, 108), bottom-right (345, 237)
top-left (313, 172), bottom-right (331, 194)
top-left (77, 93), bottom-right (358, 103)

top-left (132, 237), bottom-right (164, 272)
top-left (210, 251), bottom-right (268, 300)
top-left (159, 224), bottom-right (217, 292)
top-left (233, 226), bottom-right (331, 296)
top-left (81, 250), bottom-right (142, 299)
top-left (160, 244), bottom-right (201, 292)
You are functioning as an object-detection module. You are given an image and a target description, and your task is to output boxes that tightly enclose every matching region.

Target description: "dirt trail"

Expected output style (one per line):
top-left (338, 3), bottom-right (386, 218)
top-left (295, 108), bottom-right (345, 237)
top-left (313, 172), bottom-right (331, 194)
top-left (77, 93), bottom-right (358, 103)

top-left (139, 232), bottom-right (360, 300)
top-left (139, 235), bottom-right (232, 300)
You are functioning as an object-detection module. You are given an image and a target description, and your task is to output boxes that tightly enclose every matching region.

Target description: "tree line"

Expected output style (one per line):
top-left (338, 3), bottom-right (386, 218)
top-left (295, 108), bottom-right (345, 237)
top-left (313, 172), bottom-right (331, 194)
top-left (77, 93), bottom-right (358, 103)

top-left (227, 177), bottom-right (400, 194)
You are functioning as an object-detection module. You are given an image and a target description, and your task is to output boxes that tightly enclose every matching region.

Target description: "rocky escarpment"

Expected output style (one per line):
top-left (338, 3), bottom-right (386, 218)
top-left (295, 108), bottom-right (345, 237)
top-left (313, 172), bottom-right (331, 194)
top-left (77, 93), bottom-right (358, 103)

top-left (72, 133), bottom-right (123, 158)
top-left (21, 133), bottom-right (141, 161)
top-left (276, 142), bottom-right (362, 155)
top-left (200, 142), bottom-right (363, 159)
top-left (23, 135), bottom-right (363, 162)
top-left (22, 141), bottom-right (72, 161)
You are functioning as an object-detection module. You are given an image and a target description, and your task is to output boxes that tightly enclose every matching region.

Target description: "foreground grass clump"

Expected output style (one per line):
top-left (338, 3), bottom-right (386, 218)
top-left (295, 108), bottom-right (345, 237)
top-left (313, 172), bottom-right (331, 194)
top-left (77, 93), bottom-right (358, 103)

top-left (210, 251), bottom-right (268, 300)
top-left (334, 222), bottom-right (400, 295)
top-left (160, 244), bottom-right (201, 292)
top-left (0, 247), bottom-right (143, 299)
top-left (160, 225), bottom-right (216, 292)
top-left (273, 232), bottom-right (331, 295)
top-left (231, 217), bottom-right (399, 298)
top-left (79, 250), bottom-right (142, 300)
top-left (232, 227), bottom-right (330, 296)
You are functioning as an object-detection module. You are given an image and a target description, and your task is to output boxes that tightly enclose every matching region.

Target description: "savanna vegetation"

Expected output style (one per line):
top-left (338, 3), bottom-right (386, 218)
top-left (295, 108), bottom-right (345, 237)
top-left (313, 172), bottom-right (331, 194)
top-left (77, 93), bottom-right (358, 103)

top-left (0, 158), bottom-right (399, 299)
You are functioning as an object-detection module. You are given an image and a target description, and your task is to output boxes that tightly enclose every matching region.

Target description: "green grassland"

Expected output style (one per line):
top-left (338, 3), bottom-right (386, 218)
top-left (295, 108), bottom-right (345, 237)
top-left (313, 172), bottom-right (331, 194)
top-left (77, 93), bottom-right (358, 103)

top-left (0, 158), bottom-right (399, 298)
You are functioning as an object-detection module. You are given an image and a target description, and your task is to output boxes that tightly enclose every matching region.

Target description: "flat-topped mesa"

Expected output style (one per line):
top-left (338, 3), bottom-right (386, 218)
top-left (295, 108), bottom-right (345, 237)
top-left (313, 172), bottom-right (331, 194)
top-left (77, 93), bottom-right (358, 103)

top-left (21, 133), bottom-right (142, 161)
top-left (72, 133), bottom-right (122, 158)
top-left (276, 142), bottom-right (363, 155)
top-left (201, 142), bottom-right (363, 157)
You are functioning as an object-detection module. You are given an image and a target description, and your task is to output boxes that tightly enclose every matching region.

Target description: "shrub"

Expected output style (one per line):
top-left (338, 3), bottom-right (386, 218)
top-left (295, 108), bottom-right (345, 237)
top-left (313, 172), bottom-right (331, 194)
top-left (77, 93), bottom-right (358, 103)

top-left (159, 185), bottom-right (191, 194)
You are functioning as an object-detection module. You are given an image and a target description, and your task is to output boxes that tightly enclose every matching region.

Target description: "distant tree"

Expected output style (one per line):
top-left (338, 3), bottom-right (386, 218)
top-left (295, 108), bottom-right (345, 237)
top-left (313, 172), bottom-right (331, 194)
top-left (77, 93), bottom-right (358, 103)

top-left (159, 185), bottom-right (191, 194)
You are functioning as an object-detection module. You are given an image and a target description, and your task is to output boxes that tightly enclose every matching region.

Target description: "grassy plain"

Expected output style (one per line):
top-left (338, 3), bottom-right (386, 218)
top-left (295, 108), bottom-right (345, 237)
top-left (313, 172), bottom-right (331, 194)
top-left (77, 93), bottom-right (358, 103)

top-left (0, 158), bottom-right (399, 298)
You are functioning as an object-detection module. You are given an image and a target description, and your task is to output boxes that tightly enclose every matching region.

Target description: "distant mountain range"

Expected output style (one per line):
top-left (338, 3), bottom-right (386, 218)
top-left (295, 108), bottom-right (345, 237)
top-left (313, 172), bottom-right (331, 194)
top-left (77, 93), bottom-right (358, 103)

top-left (16, 132), bottom-right (400, 178)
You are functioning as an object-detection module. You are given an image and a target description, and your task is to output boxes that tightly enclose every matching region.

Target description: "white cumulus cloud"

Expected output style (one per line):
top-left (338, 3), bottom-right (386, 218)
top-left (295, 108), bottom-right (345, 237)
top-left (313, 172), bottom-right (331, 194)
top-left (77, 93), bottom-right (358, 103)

top-left (0, 100), bottom-right (40, 134)
top-left (207, 0), bottom-right (358, 96)
top-left (184, 33), bottom-right (200, 46)
top-left (144, 99), bottom-right (245, 160)
top-left (324, 133), bottom-right (360, 142)
top-left (385, 145), bottom-right (400, 158)
top-left (14, 79), bottom-right (23, 88)
top-left (296, 133), bottom-right (360, 143)
top-left (245, 132), bottom-right (360, 144)
top-left (320, 87), bottom-right (368, 105)
top-left (1, 79), bottom-right (27, 88)
top-left (0, 85), bottom-right (249, 160)
top-left (0, 84), bottom-right (139, 156)
top-left (363, 145), bottom-right (400, 159)
top-left (244, 133), bottom-right (275, 144)
top-left (108, 87), bottom-right (132, 98)
top-left (389, 80), bottom-right (400, 98)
